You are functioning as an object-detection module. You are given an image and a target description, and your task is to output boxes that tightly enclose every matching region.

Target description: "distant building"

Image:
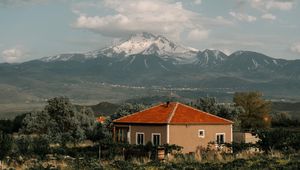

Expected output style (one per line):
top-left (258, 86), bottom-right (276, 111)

top-left (233, 132), bottom-right (259, 144)
top-left (97, 116), bottom-right (106, 124)
top-left (113, 102), bottom-right (233, 153)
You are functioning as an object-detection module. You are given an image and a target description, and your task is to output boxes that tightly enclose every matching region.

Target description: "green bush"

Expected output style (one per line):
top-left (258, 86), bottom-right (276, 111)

top-left (111, 160), bottom-right (137, 170)
top-left (256, 129), bottom-right (300, 153)
top-left (0, 130), bottom-right (13, 160)
top-left (32, 136), bottom-right (50, 158)
top-left (15, 136), bottom-right (31, 155)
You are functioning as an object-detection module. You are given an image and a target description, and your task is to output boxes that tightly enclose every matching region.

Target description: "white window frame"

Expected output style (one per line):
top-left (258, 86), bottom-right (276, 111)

top-left (136, 132), bottom-right (145, 145)
top-left (198, 129), bottom-right (205, 138)
top-left (216, 133), bottom-right (226, 144)
top-left (151, 133), bottom-right (161, 146)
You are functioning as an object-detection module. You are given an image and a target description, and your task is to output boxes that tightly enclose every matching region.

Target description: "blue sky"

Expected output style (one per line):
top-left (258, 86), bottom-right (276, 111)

top-left (0, 0), bottom-right (299, 63)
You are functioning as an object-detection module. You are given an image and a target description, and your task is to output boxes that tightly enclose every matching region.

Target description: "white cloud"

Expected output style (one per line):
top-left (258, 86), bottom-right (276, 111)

top-left (187, 29), bottom-right (210, 41)
top-left (229, 11), bottom-right (257, 22)
top-left (0, 0), bottom-right (48, 6)
top-left (194, 0), bottom-right (202, 5)
top-left (290, 43), bottom-right (300, 54)
top-left (74, 0), bottom-right (230, 41)
top-left (1, 47), bottom-right (24, 63)
top-left (261, 13), bottom-right (276, 20)
top-left (250, 0), bottom-right (295, 11)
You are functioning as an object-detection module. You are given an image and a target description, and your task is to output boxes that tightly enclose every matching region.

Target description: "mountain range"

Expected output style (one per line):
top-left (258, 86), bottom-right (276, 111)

top-left (1, 32), bottom-right (300, 107)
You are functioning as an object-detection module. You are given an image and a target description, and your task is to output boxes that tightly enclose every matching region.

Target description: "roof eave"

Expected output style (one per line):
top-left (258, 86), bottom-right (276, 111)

top-left (113, 122), bottom-right (168, 125)
top-left (168, 122), bottom-right (233, 125)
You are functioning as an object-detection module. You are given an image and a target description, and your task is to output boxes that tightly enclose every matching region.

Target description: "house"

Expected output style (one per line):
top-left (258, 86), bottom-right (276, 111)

top-left (96, 116), bottom-right (106, 124)
top-left (113, 102), bottom-right (233, 153)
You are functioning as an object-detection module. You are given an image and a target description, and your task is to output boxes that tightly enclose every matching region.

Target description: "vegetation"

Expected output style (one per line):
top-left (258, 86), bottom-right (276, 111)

top-left (0, 130), bottom-right (13, 160)
top-left (271, 112), bottom-right (300, 127)
top-left (234, 92), bottom-right (272, 131)
top-left (21, 97), bottom-right (95, 147)
top-left (110, 103), bottom-right (146, 120)
top-left (0, 93), bottom-right (300, 169)
top-left (191, 97), bottom-right (244, 122)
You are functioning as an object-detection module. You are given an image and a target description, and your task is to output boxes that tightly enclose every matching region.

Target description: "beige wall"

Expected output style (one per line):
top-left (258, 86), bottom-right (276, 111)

top-left (233, 132), bottom-right (259, 144)
top-left (130, 124), bottom-right (167, 145)
top-left (169, 124), bottom-right (232, 153)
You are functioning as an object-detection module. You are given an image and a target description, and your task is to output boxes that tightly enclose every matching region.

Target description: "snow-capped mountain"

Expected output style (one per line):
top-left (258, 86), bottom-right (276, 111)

top-left (36, 32), bottom-right (299, 80)
top-left (103, 32), bottom-right (197, 56)
top-left (41, 32), bottom-right (199, 64)
top-left (2, 32), bottom-right (300, 103)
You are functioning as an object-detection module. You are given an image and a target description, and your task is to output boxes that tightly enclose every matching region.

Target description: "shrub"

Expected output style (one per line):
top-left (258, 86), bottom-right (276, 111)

top-left (15, 136), bottom-right (31, 156)
top-left (0, 130), bottom-right (13, 160)
top-left (111, 160), bottom-right (136, 170)
top-left (32, 136), bottom-right (50, 158)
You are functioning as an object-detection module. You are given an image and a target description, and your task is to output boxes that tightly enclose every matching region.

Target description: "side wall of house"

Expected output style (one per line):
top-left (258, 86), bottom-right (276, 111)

top-left (169, 124), bottom-right (232, 153)
top-left (130, 124), bottom-right (167, 145)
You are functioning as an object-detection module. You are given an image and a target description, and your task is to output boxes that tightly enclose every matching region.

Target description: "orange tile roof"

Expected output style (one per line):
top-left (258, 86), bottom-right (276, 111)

top-left (113, 102), bottom-right (233, 125)
top-left (96, 116), bottom-right (106, 124)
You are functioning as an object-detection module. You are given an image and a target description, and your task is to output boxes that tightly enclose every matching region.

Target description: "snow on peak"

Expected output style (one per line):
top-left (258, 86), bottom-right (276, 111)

top-left (40, 54), bottom-right (75, 62)
top-left (100, 32), bottom-right (199, 63)
top-left (39, 33), bottom-right (199, 63)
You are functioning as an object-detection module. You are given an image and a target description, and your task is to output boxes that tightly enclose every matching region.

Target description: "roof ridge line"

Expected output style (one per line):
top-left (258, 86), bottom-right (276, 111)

top-left (179, 103), bottom-right (234, 124)
top-left (167, 102), bottom-right (178, 124)
top-left (113, 102), bottom-right (164, 122)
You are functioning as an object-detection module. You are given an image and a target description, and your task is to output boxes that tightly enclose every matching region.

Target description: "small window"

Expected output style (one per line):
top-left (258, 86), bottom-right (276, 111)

top-left (152, 133), bottom-right (161, 146)
top-left (136, 132), bottom-right (144, 145)
top-left (198, 130), bottom-right (205, 138)
top-left (216, 133), bottom-right (225, 144)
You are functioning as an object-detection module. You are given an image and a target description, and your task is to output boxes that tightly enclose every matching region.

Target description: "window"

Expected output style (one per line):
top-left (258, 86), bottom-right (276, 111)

top-left (136, 132), bottom-right (144, 145)
top-left (198, 129), bottom-right (205, 138)
top-left (152, 133), bottom-right (161, 146)
top-left (216, 133), bottom-right (225, 144)
top-left (115, 127), bottom-right (129, 143)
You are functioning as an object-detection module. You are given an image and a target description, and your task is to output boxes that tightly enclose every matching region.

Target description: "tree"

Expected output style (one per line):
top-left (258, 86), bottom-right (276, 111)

top-left (0, 130), bottom-right (13, 160)
top-left (78, 107), bottom-right (95, 138)
top-left (192, 97), bottom-right (220, 115)
top-left (192, 97), bottom-right (243, 122)
top-left (111, 103), bottom-right (146, 120)
top-left (88, 123), bottom-right (106, 163)
top-left (22, 111), bottom-right (50, 135)
top-left (22, 97), bottom-right (95, 146)
top-left (233, 92), bottom-right (271, 131)
top-left (271, 112), bottom-right (300, 127)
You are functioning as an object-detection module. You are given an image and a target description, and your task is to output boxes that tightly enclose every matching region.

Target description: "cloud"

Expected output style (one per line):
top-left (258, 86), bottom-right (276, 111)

top-left (229, 11), bottom-right (257, 22)
top-left (261, 13), bottom-right (276, 20)
top-left (0, 0), bottom-right (48, 6)
top-left (250, 0), bottom-right (295, 11)
top-left (194, 0), bottom-right (202, 5)
top-left (1, 47), bottom-right (24, 63)
top-left (290, 43), bottom-right (300, 54)
top-left (74, 0), bottom-right (231, 41)
top-left (187, 29), bottom-right (210, 41)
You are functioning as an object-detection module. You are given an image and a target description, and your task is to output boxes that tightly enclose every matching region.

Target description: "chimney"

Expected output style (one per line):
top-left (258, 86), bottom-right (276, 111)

top-left (166, 101), bottom-right (170, 107)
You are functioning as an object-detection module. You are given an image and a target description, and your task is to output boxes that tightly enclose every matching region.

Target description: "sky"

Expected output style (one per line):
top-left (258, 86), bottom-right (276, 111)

top-left (0, 0), bottom-right (300, 63)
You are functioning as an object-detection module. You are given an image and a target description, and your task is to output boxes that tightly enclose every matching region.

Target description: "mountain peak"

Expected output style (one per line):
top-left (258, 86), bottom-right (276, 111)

top-left (99, 32), bottom-right (199, 64)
